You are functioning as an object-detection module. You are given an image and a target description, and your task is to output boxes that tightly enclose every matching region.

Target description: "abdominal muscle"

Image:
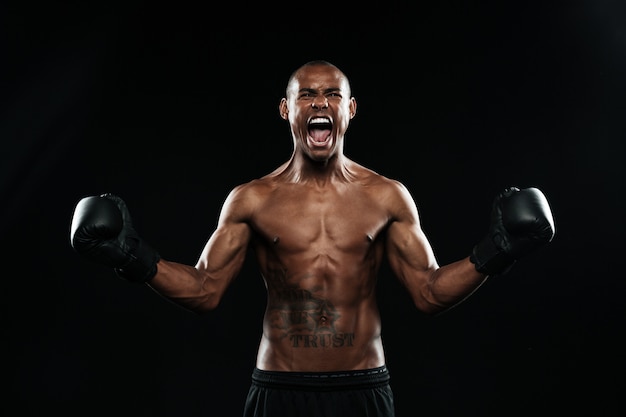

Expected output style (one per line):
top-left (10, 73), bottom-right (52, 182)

top-left (250, 207), bottom-right (389, 371)
top-left (254, 277), bottom-right (386, 372)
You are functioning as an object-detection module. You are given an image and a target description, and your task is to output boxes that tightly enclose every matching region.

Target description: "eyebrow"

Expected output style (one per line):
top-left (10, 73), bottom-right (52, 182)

top-left (298, 87), bottom-right (342, 94)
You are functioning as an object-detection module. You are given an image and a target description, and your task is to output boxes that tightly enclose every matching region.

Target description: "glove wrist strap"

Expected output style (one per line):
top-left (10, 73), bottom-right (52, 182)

top-left (470, 235), bottom-right (515, 276)
top-left (115, 239), bottom-right (160, 283)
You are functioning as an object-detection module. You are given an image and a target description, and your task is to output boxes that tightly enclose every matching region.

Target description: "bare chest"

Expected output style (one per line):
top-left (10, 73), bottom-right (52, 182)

top-left (252, 186), bottom-right (388, 253)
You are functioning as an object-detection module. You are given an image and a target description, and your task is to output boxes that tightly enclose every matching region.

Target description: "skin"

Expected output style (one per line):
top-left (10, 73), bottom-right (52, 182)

top-left (147, 61), bottom-right (489, 372)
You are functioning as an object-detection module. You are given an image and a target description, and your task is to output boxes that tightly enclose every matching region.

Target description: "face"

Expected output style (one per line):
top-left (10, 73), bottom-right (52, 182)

top-left (279, 63), bottom-right (357, 162)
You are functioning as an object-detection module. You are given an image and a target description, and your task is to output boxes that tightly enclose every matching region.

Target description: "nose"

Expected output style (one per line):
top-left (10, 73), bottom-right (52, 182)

top-left (312, 96), bottom-right (328, 110)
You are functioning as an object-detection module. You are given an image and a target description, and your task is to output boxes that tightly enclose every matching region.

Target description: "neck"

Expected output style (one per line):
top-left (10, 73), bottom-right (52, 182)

top-left (279, 151), bottom-right (354, 185)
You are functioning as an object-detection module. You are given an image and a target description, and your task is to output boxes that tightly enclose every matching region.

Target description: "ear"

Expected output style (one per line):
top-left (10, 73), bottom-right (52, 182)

top-left (279, 98), bottom-right (289, 120)
top-left (349, 97), bottom-right (357, 119)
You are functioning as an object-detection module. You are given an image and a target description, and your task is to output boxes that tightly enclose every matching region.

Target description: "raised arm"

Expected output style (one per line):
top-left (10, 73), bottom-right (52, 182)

top-left (148, 185), bottom-right (253, 312)
top-left (384, 183), bottom-right (554, 315)
top-left (384, 182), bottom-right (487, 314)
top-left (70, 185), bottom-right (254, 314)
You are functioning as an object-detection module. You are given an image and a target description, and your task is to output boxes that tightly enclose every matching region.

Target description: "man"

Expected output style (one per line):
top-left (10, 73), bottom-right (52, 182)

top-left (70, 60), bottom-right (555, 416)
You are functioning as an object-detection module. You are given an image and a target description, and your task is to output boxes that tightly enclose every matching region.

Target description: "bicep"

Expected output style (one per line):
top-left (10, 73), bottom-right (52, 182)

top-left (195, 186), bottom-right (253, 280)
top-left (383, 181), bottom-right (488, 314)
top-left (147, 188), bottom-right (254, 312)
top-left (384, 182), bottom-right (439, 298)
top-left (196, 222), bottom-right (250, 272)
top-left (386, 218), bottom-right (438, 286)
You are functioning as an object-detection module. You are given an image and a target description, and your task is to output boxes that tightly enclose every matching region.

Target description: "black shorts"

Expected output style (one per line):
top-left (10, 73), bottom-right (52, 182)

top-left (243, 365), bottom-right (395, 417)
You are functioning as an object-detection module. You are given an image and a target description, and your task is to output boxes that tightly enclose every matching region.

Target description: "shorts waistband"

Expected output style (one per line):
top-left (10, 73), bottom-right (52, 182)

top-left (251, 366), bottom-right (390, 391)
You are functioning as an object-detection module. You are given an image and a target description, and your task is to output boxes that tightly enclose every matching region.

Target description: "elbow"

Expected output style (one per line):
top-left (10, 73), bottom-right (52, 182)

top-left (171, 288), bottom-right (223, 314)
top-left (194, 271), bottom-right (229, 312)
top-left (181, 299), bottom-right (220, 315)
top-left (203, 296), bottom-right (221, 312)
top-left (412, 284), bottom-right (450, 315)
top-left (164, 295), bottom-right (220, 315)
top-left (414, 297), bottom-right (448, 316)
top-left (194, 291), bottom-right (222, 312)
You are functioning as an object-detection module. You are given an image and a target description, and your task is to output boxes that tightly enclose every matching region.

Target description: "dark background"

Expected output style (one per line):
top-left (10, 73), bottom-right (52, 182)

top-left (3, 1), bottom-right (625, 416)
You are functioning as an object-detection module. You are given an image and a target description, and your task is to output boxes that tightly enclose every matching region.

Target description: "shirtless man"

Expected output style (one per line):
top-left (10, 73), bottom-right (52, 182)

top-left (70, 60), bottom-right (555, 416)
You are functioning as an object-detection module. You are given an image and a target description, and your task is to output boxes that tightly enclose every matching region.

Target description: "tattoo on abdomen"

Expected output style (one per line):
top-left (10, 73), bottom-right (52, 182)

top-left (266, 271), bottom-right (355, 348)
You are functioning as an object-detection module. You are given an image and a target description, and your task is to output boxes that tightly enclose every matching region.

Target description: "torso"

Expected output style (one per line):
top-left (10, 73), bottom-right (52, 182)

top-left (246, 162), bottom-right (395, 371)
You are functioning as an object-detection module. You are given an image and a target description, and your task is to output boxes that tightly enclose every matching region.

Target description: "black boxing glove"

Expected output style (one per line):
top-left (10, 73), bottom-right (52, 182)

top-left (470, 187), bottom-right (555, 276)
top-left (70, 193), bottom-right (160, 283)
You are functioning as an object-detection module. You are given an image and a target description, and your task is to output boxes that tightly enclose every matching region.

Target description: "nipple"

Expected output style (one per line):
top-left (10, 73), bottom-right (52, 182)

top-left (273, 236), bottom-right (280, 244)
top-left (366, 234), bottom-right (373, 242)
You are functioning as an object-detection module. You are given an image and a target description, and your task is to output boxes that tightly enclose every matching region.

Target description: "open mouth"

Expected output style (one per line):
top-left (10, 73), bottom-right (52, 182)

top-left (307, 117), bottom-right (332, 146)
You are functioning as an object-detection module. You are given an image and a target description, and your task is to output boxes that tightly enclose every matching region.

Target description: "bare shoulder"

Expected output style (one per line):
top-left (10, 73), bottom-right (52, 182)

top-left (349, 161), bottom-right (419, 219)
top-left (352, 161), bottom-right (413, 199)
top-left (224, 160), bottom-right (298, 211)
top-left (220, 177), bottom-right (276, 221)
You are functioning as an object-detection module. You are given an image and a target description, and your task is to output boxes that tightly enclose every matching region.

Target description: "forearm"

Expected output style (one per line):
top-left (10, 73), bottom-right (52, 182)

top-left (147, 259), bottom-right (220, 313)
top-left (421, 257), bottom-right (488, 314)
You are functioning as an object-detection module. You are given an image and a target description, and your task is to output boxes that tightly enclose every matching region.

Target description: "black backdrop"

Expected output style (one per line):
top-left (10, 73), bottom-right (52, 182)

top-left (3, 1), bottom-right (625, 416)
